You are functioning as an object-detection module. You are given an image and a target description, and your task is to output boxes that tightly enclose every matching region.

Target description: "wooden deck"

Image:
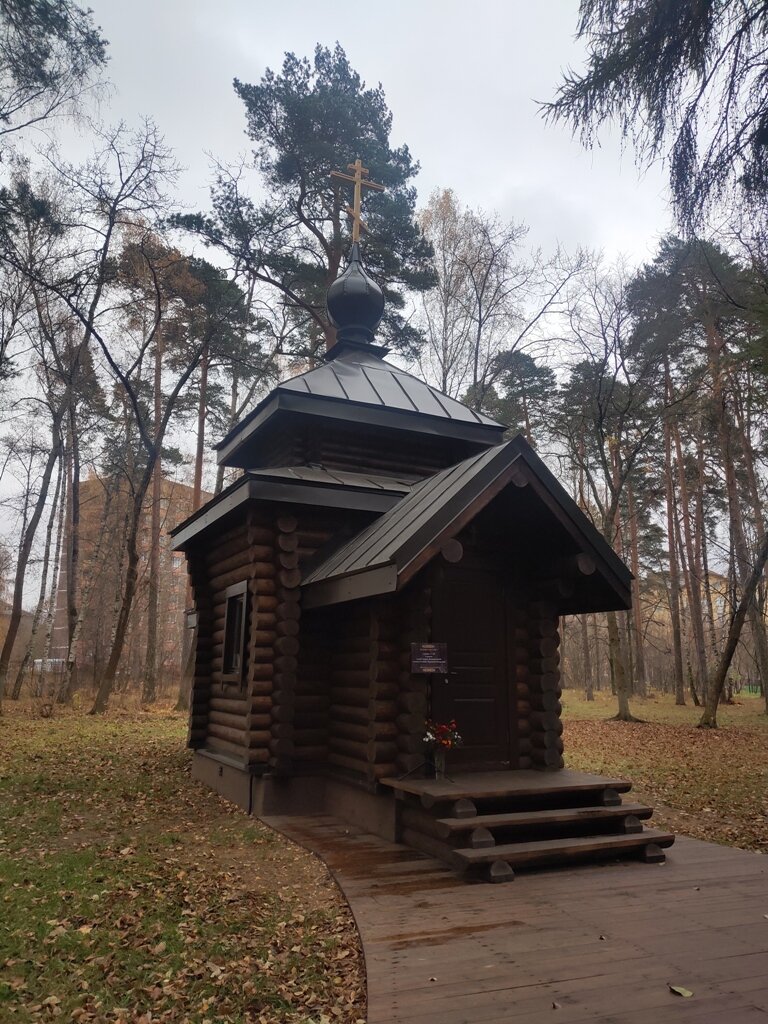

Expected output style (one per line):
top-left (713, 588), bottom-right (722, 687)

top-left (264, 814), bottom-right (768, 1024)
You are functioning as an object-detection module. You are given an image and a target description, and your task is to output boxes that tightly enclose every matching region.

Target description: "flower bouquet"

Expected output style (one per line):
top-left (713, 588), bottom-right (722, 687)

top-left (423, 719), bottom-right (462, 778)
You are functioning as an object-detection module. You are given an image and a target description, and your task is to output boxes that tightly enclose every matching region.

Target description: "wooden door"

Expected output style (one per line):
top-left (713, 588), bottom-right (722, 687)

top-left (431, 566), bottom-right (513, 768)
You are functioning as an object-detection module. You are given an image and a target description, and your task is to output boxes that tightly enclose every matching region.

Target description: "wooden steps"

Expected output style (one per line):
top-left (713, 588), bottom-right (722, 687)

top-left (387, 769), bottom-right (675, 883)
top-left (433, 802), bottom-right (654, 836)
top-left (453, 828), bottom-right (675, 869)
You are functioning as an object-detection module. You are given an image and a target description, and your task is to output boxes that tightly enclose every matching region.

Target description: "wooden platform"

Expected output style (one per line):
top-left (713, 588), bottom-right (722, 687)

top-left (263, 814), bottom-right (768, 1024)
top-left (382, 769), bottom-right (673, 881)
top-left (381, 769), bottom-right (633, 802)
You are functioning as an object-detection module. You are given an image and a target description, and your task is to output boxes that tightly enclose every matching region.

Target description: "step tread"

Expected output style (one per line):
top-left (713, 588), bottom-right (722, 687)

top-left (436, 802), bottom-right (654, 833)
top-left (381, 769), bottom-right (632, 802)
top-left (454, 828), bottom-right (675, 866)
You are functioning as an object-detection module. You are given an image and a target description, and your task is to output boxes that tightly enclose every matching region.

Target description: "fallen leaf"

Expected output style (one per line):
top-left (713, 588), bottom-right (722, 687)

top-left (669, 985), bottom-right (694, 998)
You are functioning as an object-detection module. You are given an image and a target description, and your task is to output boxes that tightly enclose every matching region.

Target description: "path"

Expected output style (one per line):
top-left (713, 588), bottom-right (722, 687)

top-left (264, 815), bottom-right (768, 1024)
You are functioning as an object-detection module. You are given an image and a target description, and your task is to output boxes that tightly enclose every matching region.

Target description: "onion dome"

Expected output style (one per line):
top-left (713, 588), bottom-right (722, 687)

top-left (326, 242), bottom-right (385, 349)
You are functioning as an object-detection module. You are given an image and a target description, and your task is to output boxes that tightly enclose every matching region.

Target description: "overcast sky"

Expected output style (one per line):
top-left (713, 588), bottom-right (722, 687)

top-left (79, 0), bottom-right (673, 263)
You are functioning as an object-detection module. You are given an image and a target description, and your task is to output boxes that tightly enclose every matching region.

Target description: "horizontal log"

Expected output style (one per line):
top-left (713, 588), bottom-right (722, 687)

top-left (251, 695), bottom-right (273, 712)
top-left (251, 663), bottom-right (274, 681)
top-left (277, 531), bottom-right (298, 552)
top-left (252, 611), bottom-right (277, 629)
top-left (368, 739), bottom-right (398, 763)
top-left (538, 672), bottom-right (562, 692)
top-left (528, 601), bottom-right (558, 619)
top-left (255, 577), bottom-right (277, 595)
top-left (205, 736), bottom-right (269, 764)
top-left (398, 692), bottom-right (428, 715)
top-left (277, 515), bottom-right (298, 533)
top-left (330, 719), bottom-right (370, 744)
top-left (295, 694), bottom-right (330, 711)
top-left (210, 564), bottom-right (272, 593)
top-left (246, 524), bottom-right (276, 546)
top-left (327, 752), bottom-right (395, 780)
top-left (250, 681), bottom-right (273, 698)
top-left (295, 528), bottom-right (332, 546)
top-left (277, 602), bottom-right (301, 621)
top-left (268, 738), bottom-right (294, 756)
top-left (528, 656), bottom-right (560, 675)
top-left (531, 749), bottom-right (565, 769)
top-left (256, 595), bottom-right (279, 613)
top-left (527, 710), bottom-right (562, 732)
top-left (275, 636), bottom-right (299, 657)
top-left (292, 745), bottom-right (328, 761)
top-left (330, 700), bottom-right (397, 724)
top-left (276, 620), bottom-right (300, 638)
top-left (275, 655), bottom-right (298, 673)
top-left (209, 709), bottom-right (248, 731)
top-left (530, 732), bottom-right (564, 751)
top-left (207, 722), bottom-right (246, 746)
top-left (397, 753), bottom-right (425, 774)
top-left (252, 629), bottom-right (277, 647)
top-left (330, 736), bottom-right (369, 760)
top-left (397, 734), bottom-right (425, 754)
top-left (209, 696), bottom-right (247, 715)
top-left (250, 714), bottom-right (272, 729)
top-left (279, 569), bottom-right (301, 589)
top-left (529, 692), bottom-right (562, 713)
top-left (333, 668), bottom-right (372, 686)
top-left (249, 647), bottom-right (276, 663)
top-left (294, 728), bottom-right (328, 746)
top-left (396, 712), bottom-right (427, 734)
top-left (332, 650), bottom-right (372, 671)
top-left (203, 531), bottom-right (249, 564)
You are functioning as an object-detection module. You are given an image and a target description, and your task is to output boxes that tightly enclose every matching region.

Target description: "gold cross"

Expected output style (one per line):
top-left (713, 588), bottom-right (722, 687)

top-left (330, 158), bottom-right (385, 243)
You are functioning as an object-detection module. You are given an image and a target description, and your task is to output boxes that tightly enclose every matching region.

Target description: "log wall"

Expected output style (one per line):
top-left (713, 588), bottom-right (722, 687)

top-left (186, 512), bottom-right (276, 767)
top-left (524, 599), bottom-right (564, 771)
top-left (325, 597), bottom-right (401, 784)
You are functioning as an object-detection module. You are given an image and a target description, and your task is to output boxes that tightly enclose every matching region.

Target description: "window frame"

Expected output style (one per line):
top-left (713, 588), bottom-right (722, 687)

top-left (221, 580), bottom-right (248, 685)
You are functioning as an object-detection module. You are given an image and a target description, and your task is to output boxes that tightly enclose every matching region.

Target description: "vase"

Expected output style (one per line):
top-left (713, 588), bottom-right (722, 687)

top-left (433, 748), bottom-right (446, 778)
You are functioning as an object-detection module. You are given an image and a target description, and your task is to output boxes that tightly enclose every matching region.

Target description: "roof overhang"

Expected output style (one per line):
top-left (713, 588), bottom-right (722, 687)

top-left (215, 392), bottom-right (505, 468)
top-left (170, 470), bottom-right (408, 551)
top-left (302, 436), bottom-right (632, 613)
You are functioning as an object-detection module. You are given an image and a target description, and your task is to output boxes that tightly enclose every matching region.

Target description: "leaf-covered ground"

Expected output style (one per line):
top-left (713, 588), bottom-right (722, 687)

top-left (0, 703), bottom-right (365, 1024)
top-left (562, 690), bottom-right (768, 852)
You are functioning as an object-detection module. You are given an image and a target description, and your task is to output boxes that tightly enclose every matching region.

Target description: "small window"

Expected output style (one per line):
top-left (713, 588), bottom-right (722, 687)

top-left (222, 581), bottom-right (248, 683)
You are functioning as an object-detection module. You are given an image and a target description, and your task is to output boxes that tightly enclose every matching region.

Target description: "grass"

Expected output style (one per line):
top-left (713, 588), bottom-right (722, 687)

top-left (0, 702), bottom-right (364, 1024)
top-left (562, 689), bottom-right (768, 852)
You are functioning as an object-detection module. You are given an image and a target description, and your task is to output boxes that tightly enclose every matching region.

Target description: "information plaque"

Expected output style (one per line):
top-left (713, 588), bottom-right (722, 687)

top-left (410, 642), bottom-right (448, 674)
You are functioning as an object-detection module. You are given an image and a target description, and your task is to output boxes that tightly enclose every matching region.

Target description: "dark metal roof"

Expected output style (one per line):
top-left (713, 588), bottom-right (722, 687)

top-left (301, 436), bottom-right (633, 610)
top-left (247, 464), bottom-right (417, 492)
top-left (170, 466), bottom-right (411, 551)
top-left (279, 349), bottom-right (501, 427)
top-left (214, 348), bottom-right (505, 466)
top-left (301, 444), bottom-right (516, 603)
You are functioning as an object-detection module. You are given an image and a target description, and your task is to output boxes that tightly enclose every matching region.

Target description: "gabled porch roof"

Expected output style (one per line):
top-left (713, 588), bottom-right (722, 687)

top-left (301, 435), bottom-right (632, 612)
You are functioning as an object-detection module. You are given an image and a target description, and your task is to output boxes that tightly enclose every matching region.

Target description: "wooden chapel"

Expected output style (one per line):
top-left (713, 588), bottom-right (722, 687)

top-left (172, 175), bottom-right (674, 882)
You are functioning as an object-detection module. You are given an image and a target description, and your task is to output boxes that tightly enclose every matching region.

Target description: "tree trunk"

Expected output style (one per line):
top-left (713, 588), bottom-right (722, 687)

top-left (672, 418), bottom-right (709, 696)
top-left (177, 340), bottom-right (208, 712)
top-left (581, 613), bottom-right (594, 700)
top-left (142, 335), bottom-right (163, 706)
top-left (699, 527), bottom-right (768, 727)
top-left (627, 479), bottom-right (646, 696)
top-left (10, 456), bottom-right (62, 699)
top-left (59, 408), bottom-right (81, 703)
top-left (606, 610), bottom-right (638, 721)
top-left (663, 395), bottom-right (685, 705)
top-left (91, 486), bottom-right (147, 714)
top-left (0, 416), bottom-right (64, 711)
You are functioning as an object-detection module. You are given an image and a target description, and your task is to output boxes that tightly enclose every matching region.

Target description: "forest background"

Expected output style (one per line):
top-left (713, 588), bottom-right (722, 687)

top-left (1, 0), bottom-right (768, 730)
